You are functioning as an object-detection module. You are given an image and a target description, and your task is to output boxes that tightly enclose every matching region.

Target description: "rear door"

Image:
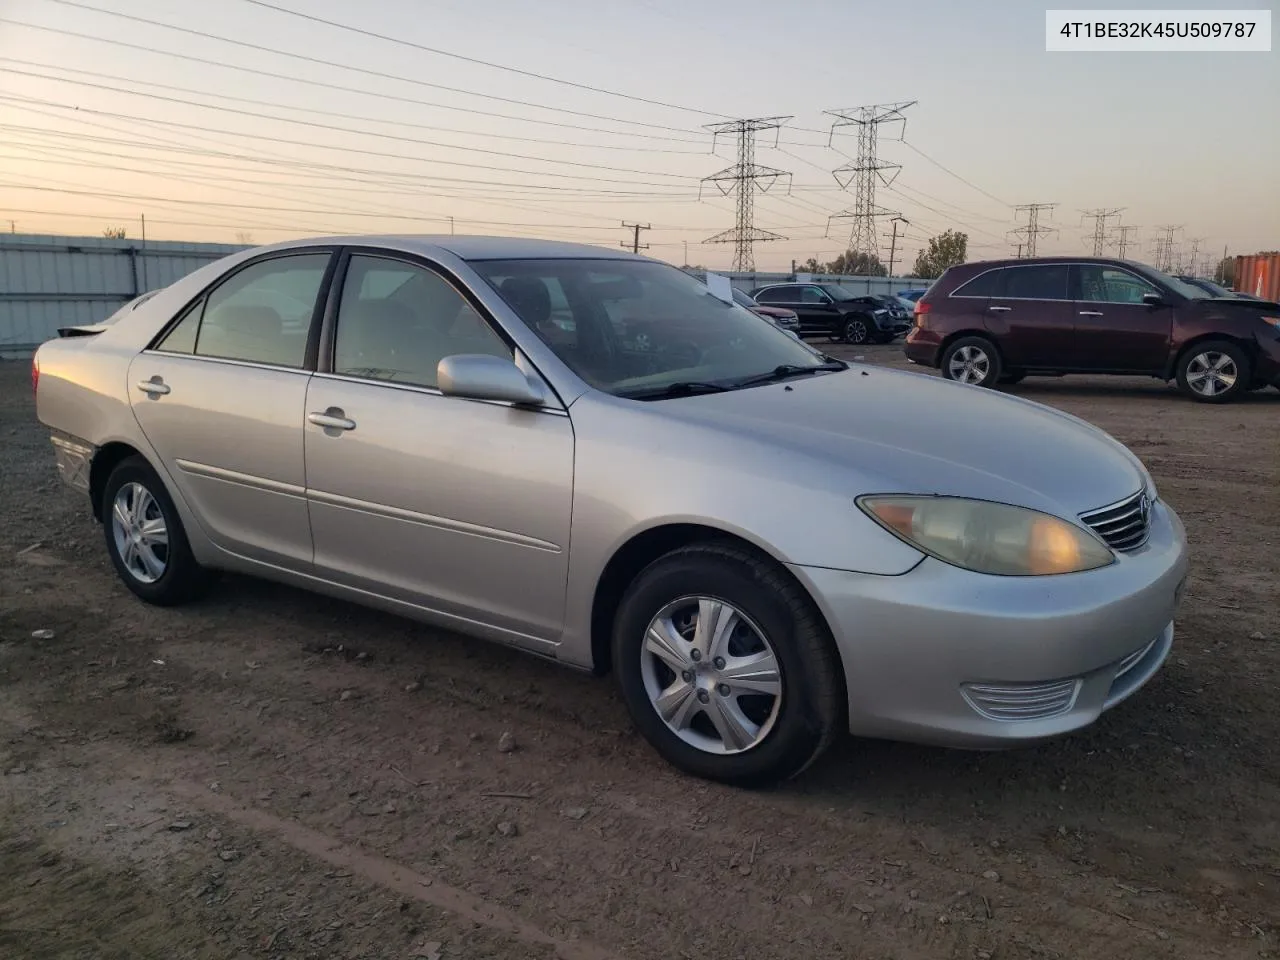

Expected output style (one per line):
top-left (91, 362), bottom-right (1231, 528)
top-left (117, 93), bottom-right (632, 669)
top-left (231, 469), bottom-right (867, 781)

top-left (128, 250), bottom-right (334, 569)
top-left (1070, 264), bottom-right (1173, 372)
top-left (984, 264), bottom-right (1074, 368)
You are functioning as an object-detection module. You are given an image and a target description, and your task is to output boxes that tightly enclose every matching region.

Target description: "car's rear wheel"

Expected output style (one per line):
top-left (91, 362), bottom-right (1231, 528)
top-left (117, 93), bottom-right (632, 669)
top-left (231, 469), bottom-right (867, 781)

top-left (612, 542), bottom-right (843, 786)
top-left (1176, 340), bottom-right (1250, 403)
top-left (841, 316), bottom-right (870, 345)
top-left (102, 455), bottom-right (210, 605)
top-left (941, 336), bottom-right (1002, 388)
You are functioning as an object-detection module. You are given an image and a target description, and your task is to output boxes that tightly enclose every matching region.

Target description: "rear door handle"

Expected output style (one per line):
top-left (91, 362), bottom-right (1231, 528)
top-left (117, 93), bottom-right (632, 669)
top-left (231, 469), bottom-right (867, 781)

top-left (1078, 310), bottom-right (1104, 317)
top-left (135, 378), bottom-right (170, 396)
top-left (308, 410), bottom-right (356, 431)
top-left (988, 305), bottom-right (1011, 312)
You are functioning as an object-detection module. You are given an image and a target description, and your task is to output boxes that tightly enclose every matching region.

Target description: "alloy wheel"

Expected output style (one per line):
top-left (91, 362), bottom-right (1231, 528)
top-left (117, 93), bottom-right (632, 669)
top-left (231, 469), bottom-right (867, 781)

top-left (1184, 351), bottom-right (1237, 398)
top-left (111, 481), bottom-right (169, 584)
top-left (640, 596), bottom-right (782, 755)
top-left (844, 319), bottom-right (868, 344)
top-left (948, 345), bottom-right (991, 384)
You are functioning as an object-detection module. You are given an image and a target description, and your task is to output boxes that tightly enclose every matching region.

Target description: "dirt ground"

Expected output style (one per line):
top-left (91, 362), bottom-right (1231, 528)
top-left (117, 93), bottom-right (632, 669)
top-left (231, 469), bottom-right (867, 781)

top-left (2, 348), bottom-right (1278, 960)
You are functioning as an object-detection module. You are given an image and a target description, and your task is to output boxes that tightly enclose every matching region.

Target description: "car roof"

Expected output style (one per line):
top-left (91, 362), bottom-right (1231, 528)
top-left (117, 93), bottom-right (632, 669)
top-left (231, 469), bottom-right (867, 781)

top-left (245, 234), bottom-right (645, 263)
top-left (951, 255), bottom-right (1151, 271)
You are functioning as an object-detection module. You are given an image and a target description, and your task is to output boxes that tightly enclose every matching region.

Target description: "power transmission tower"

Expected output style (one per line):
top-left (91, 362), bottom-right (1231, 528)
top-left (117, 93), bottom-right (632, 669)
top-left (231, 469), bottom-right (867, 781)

top-left (620, 221), bottom-right (650, 254)
top-left (1117, 224), bottom-right (1141, 259)
top-left (701, 117), bottom-right (793, 272)
top-left (1081, 207), bottom-right (1124, 256)
top-left (885, 216), bottom-right (910, 277)
top-left (824, 101), bottom-right (916, 260)
top-left (1151, 225), bottom-right (1182, 272)
top-left (1186, 237), bottom-right (1207, 277)
top-left (1009, 203), bottom-right (1058, 257)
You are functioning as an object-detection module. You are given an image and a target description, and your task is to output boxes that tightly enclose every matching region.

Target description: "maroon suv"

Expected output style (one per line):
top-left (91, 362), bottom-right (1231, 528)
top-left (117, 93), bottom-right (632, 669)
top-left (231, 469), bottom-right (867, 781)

top-left (904, 257), bottom-right (1280, 403)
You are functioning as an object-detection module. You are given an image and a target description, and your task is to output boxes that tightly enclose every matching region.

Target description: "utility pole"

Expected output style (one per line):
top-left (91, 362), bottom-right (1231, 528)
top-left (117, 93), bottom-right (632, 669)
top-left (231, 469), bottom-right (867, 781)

top-left (824, 101), bottom-right (915, 260)
top-left (1009, 203), bottom-right (1058, 258)
top-left (140, 213), bottom-right (146, 244)
top-left (1081, 207), bottom-right (1124, 256)
top-left (885, 216), bottom-right (909, 277)
top-left (448, 216), bottom-right (455, 236)
top-left (620, 221), bottom-right (650, 254)
top-left (683, 241), bottom-right (689, 266)
top-left (1151, 225), bottom-right (1182, 273)
top-left (701, 118), bottom-right (793, 272)
top-left (1117, 224), bottom-right (1141, 259)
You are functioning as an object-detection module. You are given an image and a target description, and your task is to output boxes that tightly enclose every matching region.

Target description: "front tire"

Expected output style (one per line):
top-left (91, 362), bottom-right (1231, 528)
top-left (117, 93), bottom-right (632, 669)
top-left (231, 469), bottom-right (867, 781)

top-left (1176, 340), bottom-right (1250, 403)
top-left (941, 336), bottom-right (1002, 388)
top-left (102, 456), bottom-right (210, 606)
top-left (841, 316), bottom-right (871, 345)
top-left (611, 542), bottom-right (843, 786)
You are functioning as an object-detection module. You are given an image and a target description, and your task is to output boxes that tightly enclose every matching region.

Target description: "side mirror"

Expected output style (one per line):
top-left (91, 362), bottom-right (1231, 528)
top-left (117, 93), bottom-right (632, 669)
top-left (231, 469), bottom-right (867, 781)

top-left (437, 354), bottom-right (546, 406)
top-left (1142, 293), bottom-right (1165, 307)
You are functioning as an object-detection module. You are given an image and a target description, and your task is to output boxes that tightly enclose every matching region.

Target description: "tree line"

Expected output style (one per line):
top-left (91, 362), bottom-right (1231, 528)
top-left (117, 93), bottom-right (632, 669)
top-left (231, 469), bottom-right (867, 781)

top-left (796, 230), bottom-right (969, 280)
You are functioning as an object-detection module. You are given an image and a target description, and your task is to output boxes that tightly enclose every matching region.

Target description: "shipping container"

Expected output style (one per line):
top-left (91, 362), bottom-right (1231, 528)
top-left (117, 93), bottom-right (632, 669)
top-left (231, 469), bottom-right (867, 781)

top-left (1233, 252), bottom-right (1280, 302)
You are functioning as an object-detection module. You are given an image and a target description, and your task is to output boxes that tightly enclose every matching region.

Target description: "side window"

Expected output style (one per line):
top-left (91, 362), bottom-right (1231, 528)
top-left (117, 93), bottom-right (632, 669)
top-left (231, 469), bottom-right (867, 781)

top-left (333, 255), bottom-right (511, 389)
top-left (1078, 266), bottom-right (1156, 304)
top-left (1002, 265), bottom-right (1069, 300)
top-left (754, 288), bottom-right (785, 304)
top-left (800, 286), bottom-right (829, 304)
top-left (194, 254), bottom-right (329, 367)
top-left (951, 269), bottom-right (1004, 298)
top-left (155, 301), bottom-right (202, 354)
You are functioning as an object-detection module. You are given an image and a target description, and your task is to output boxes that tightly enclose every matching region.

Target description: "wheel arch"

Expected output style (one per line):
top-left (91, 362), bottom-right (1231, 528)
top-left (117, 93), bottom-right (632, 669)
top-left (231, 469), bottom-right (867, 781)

top-left (588, 523), bottom-right (843, 682)
top-left (88, 441), bottom-right (151, 521)
top-left (1165, 333), bottom-right (1257, 381)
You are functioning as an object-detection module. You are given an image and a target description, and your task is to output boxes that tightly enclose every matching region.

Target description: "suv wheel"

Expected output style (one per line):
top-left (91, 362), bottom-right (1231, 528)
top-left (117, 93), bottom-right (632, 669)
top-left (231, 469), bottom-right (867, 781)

top-left (611, 542), bottom-right (843, 786)
top-left (841, 316), bottom-right (870, 345)
top-left (1176, 340), bottom-right (1250, 403)
top-left (941, 336), bottom-right (1002, 388)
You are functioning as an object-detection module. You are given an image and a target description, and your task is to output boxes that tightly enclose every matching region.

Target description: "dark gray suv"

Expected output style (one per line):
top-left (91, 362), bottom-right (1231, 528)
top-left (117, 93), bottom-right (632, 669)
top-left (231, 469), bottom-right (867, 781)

top-left (749, 283), bottom-right (908, 344)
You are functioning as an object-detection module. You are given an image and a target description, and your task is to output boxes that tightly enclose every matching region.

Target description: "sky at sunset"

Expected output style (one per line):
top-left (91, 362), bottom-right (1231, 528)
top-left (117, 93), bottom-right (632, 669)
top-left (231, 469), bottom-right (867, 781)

top-left (0, 0), bottom-right (1275, 272)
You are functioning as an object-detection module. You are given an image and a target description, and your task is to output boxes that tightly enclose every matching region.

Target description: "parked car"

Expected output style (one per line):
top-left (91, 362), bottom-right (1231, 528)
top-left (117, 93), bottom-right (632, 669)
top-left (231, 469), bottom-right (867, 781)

top-left (897, 288), bottom-right (929, 302)
top-left (749, 282), bottom-right (903, 344)
top-left (730, 287), bottom-right (802, 336)
top-left (866, 294), bottom-right (915, 330)
top-left (34, 237), bottom-right (1188, 785)
top-left (904, 256), bottom-right (1280, 402)
top-left (1175, 275), bottom-right (1263, 302)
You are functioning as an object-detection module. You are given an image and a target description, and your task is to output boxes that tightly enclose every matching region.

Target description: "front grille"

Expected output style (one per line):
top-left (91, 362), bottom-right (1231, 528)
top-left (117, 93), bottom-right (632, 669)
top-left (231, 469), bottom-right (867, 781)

top-left (960, 678), bottom-right (1081, 722)
top-left (1080, 491), bottom-right (1151, 552)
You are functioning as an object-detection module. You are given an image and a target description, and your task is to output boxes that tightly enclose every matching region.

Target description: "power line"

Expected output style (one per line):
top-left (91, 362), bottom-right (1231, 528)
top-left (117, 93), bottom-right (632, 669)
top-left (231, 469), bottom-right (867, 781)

top-left (1, 10), bottom-right (704, 137)
top-left (824, 101), bottom-right (915, 259)
top-left (620, 222), bottom-right (651, 253)
top-left (899, 140), bottom-right (1011, 207)
top-left (1009, 203), bottom-right (1057, 257)
top-left (1080, 207), bottom-right (1124, 256)
top-left (232, 0), bottom-right (727, 119)
top-left (700, 118), bottom-right (793, 272)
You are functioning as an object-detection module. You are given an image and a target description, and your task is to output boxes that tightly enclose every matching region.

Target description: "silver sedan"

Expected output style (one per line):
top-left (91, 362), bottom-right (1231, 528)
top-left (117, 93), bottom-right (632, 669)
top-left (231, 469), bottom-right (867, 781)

top-left (33, 236), bottom-right (1189, 785)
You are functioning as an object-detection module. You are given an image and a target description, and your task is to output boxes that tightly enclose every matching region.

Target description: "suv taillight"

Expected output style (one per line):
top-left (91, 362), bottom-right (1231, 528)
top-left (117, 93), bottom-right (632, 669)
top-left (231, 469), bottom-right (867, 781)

top-left (914, 301), bottom-right (932, 326)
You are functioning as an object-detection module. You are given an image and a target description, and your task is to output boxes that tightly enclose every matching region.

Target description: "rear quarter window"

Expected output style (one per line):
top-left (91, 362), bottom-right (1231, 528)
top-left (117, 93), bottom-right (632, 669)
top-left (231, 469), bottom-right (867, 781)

top-left (950, 269), bottom-right (1004, 298)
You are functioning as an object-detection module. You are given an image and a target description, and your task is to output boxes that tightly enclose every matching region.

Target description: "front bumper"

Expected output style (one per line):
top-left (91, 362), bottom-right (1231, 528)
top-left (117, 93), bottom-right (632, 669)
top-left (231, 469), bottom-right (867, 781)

top-left (789, 498), bottom-right (1189, 747)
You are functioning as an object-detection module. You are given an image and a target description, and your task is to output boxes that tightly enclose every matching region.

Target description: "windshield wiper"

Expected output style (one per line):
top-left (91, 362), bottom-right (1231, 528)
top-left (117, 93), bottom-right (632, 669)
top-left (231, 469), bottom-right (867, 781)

top-left (733, 361), bottom-right (847, 389)
top-left (621, 380), bottom-right (731, 400)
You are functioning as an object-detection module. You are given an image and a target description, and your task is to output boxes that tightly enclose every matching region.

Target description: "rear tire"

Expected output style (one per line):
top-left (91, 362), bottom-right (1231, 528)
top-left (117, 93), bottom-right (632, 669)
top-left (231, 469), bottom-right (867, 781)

top-left (611, 541), bottom-right (843, 786)
top-left (1176, 340), bottom-right (1250, 403)
top-left (102, 456), bottom-right (211, 606)
top-left (941, 336), bottom-right (1002, 388)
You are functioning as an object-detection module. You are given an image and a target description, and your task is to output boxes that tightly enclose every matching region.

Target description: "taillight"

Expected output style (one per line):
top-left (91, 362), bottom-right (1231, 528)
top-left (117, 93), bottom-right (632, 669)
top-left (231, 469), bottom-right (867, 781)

top-left (913, 301), bottom-right (932, 326)
top-left (31, 354), bottom-right (39, 398)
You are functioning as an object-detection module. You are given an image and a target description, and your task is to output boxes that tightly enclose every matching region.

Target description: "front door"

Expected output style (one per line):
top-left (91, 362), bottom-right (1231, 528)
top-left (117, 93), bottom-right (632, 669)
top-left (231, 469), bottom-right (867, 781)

top-left (128, 250), bottom-right (333, 569)
top-left (796, 285), bottom-right (840, 335)
top-left (302, 253), bottom-right (575, 648)
top-left (1071, 264), bottom-right (1174, 372)
top-left (984, 263), bottom-right (1074, 369)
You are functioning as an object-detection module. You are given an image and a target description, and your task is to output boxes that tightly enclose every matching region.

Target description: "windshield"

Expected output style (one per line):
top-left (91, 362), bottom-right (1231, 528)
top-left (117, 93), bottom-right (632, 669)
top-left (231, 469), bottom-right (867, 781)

top-left (730, 287), bottom-right (757, 307)
top-left (472, 258), bottom-right (833, 398)
top-left (823, 284), bottom-right (864, 301)
top-left (1137, 265), bottom-right (1209, 300)
top-left (1186, 277), bottom-right (1235, 298)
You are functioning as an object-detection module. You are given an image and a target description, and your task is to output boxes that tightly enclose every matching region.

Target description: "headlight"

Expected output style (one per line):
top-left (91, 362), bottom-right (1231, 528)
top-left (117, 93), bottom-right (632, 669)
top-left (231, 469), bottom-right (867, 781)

top-left (857, 496), bottom-right (1115, 576)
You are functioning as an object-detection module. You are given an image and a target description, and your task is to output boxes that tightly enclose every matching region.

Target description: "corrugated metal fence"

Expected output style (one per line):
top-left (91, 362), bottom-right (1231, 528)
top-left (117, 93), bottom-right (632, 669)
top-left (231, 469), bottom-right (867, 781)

top-left (0, 234), bottom-right (246, 357)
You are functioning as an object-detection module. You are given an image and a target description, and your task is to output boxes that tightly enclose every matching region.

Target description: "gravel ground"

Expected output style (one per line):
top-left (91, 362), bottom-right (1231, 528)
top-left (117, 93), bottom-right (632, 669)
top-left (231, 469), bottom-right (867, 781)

top-left (1, 347), bottom-right (1278, 960)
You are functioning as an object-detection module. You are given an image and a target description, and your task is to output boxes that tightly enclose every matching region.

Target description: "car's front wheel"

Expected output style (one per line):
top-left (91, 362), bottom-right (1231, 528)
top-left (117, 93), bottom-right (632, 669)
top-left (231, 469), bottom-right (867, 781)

top-left (102, 455), bottom-right (211, 605)
top-left (1176, 340), bottom-right (1250, 403)
top-left (941, 336), bottom-right (1002, 387)
top-left (612, 542), bottom-right (843, 786)
top-left (841, 316), bottom-right (871, 345)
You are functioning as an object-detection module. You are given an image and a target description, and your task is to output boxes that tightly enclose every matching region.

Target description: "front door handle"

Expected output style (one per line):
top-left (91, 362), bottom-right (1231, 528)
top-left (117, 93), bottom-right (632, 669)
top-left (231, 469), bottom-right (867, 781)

top-left (308, 409), bottom-right (356, 431)
top-left (135, 378), bottom-right (170, 397)
top-left (1078, 310), bottom-right (1104, 317)
top-left (988, 305), bottom-right (1012, 312)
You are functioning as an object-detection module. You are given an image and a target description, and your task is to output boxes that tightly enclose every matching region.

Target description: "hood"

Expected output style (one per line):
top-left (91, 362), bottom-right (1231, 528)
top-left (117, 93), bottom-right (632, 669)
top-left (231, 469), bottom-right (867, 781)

top-left (653, 365), bottom-right (1148, 518)
top-left (1193, 296), bottom-right (1280, 312)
